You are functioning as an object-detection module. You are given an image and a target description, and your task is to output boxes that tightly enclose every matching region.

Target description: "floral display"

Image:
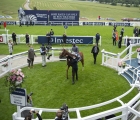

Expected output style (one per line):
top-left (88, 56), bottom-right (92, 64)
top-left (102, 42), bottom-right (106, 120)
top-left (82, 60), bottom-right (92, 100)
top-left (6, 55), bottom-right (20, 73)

top-left (136, 48), bottom-right (140, 52)
top-left (5, 69), bottom-right (25, 92)
top-left (118, 61), bottom-right (126, 68)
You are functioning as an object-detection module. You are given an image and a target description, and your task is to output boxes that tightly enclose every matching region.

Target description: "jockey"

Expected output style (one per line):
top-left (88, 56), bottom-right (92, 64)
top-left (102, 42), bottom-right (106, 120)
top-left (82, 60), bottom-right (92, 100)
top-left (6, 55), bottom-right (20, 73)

top-left (71, 42), bottom-right (81, 61)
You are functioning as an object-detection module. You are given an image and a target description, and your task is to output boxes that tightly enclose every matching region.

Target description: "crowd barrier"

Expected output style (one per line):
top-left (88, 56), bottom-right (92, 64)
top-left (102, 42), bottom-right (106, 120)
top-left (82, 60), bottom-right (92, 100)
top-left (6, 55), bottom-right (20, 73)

top-left (0, 21), bottom-right (140, 26)
top-left (1, 47), bottom-right (140, 119)
top-left (0, 34), bottom-right (102, 46)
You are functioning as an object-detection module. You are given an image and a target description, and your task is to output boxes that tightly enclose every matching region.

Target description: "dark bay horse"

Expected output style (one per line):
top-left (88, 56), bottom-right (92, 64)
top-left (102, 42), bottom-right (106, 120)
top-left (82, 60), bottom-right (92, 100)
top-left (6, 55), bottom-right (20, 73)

top-left (59, 49), bottom-right (84, 80)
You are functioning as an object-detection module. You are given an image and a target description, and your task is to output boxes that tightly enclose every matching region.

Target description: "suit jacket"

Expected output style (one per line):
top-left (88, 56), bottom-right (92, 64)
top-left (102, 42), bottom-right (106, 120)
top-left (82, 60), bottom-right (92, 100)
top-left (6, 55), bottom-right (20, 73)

top-left (28, 48), bottom-right (35, 59)
top-left (91, 46), bottom-right (99, 54)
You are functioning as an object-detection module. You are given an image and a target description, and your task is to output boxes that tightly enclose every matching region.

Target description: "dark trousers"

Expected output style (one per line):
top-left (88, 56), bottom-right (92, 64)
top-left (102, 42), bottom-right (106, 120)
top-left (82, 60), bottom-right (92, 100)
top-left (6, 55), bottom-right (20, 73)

top-left (93, 53), bottom-right (98, 64)
top-left (113, 38), bottom-right (116, 46)
top-left (96, 39), bottom-right (99, 46)
top-left (72, 68), bottom-right (78, 83)
top-left (13, 39), bottom-right (17, 45)
top-left (28, 58), bottom-right (34, 67)
top-left (118, 40), bottom-right (122, 48)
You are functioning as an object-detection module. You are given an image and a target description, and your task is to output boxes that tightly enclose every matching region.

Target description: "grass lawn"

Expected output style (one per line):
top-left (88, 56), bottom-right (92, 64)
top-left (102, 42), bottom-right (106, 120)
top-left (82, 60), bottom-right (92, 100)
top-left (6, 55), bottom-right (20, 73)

top-left (0, 0), bottom-right (140, 21)
top-left (0, 25), bottom-right (139, 119)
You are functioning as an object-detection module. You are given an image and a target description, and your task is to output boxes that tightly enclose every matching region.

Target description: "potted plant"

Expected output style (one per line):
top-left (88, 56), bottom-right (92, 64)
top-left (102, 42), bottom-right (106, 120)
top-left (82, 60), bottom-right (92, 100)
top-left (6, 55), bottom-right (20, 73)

top-left (118, 61), bottom-right (127, 73)
top-left (5, 69), bottom-right (25, 93)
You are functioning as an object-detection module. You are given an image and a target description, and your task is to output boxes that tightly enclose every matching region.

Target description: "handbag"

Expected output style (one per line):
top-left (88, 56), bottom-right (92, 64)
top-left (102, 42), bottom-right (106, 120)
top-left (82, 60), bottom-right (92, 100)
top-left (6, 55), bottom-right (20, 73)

top-left (27, 58), bottom-right (31, 63)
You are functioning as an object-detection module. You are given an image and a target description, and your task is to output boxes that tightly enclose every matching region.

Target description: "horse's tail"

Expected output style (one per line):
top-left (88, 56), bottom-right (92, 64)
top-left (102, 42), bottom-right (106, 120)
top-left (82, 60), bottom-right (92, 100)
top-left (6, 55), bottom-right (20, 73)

top-left (80, 52), bottom-right (84, 67)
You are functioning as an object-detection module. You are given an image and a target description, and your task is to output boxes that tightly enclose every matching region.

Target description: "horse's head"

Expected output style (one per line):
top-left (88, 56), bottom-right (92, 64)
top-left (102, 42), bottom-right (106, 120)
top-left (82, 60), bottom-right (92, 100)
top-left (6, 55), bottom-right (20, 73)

top-left (59, 49), bottom-right (67, 58)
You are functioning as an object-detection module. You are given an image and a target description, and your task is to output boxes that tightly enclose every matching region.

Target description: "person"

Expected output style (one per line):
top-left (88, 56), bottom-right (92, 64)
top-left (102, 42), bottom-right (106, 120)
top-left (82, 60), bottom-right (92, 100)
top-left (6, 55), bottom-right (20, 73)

top-left (46, 45), bottom-right (52, 60)
top-left (113, 24), bottom-right (117, 31)
top-left (133, 27), bottom-right (136, 37)
top-left (50, 29), bottom-right (54, 36)
top-left (8, 40), bottom-right (13, 55)
top-left (46, 32), bottom-right (51, 45)
top-left (71, 42), bottom-right (81, 61)
top-left (26, 21), bottom-right (28, 27)
top-left (40, 44), bottom-right (46, 67)
top-left (118, 35), bottom-right (122, 48)
top-left (112, 32), bottom-right (116, 46)
top-left (12, 32), bottom-right (17, 45)
top-left (115, 30), bottom-right (119, 41)
top-left (55, 109), bottom-right (63, 120)
top-left (62, 33), bottom-right (67, 46)
top-left (71, 56), bottom-right (78, 84)
top-left (24, 110), bottom-right (42, 120)
top-left (95, 33), bottom-right (100, 46)
top-left (19, 20), bottom-right (22, 27)
top-left (21, 94), bottom-right (33, 118)
top-left (28, 46), bottom-right (36, 69)
top-left (25, 33), bottom-right (30, 45)
top-left (91, 44), bottom-right (99, 64)
top-left (120, 27), bottom-right (124, 37)
top-left (127, 38), bottom-right (131, 54)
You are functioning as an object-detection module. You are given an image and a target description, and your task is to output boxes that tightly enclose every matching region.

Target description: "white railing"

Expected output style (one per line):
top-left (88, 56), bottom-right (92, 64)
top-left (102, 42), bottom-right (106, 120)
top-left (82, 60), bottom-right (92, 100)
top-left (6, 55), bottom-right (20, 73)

top-left (12, 84), bottom-right (140, 120)
top-left (0, 47), bottom-right (140, 120)
top-left (122, 36), bottom-right (140, 46)
top-left (0, 34), bottom-right (102, 46)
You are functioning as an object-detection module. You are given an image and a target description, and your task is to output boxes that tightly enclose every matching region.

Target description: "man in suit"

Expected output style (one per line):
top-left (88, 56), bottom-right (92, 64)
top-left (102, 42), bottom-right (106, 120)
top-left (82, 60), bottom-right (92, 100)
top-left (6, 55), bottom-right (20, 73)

top-left (12, 32), bottom-right (17, 45)
top-left (28, 46), bottom-right (36, 69)
top-left (91, 44), bottom-right (99, 64)
top-left (40, 44), bottom-right (46, 67)
top-left (71, 56), bottom-right (78, 84)
top-left (95, 33), bottom-right (100, 46)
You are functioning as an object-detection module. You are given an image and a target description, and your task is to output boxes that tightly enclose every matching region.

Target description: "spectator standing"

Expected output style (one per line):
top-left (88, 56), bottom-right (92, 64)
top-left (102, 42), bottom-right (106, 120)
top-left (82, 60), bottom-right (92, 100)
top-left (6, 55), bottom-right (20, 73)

top-left (40, 44), bottom-right (46, 67)
top-left (115, 30), bottom-right (119, 41)
top-left (118, 35), bottom-right (122, 48)
top-left (21, 95), bottom-right (33, 118)
top-left (71, 56), bottom-right (78, 84)
top-left (25, 33), bottom-right (30, 45)
top-left (112, 32), bottom-right (116, 46)
top-left (95, 33), bottom-right (100, 46)
top-left (127, 38), bottom-right (131, 54)
top-left (120, 27), bottom-right (124, 37)
top-left (19, 20), bottom-right (22, 27)
top-left (24, 110), bottom-right (42, 120)
top-left (62, 33), bottom-right (67, 46)
top-left (50, 29), bottom-right (54, 36)
top-left (135, 28), bottom-right (139, 37)
top-left (28, 46), bottom-right (36, 69)
top-left (91, 44), bottom-right (99, 64)
top-left (8, 40), bottom-right (13, 55)
top-left (133, 27), bottom-right (136, 37)
top-left (12, 32), bottom-right (17, 45)
top-left (46, 32), bottom-right (51, 45)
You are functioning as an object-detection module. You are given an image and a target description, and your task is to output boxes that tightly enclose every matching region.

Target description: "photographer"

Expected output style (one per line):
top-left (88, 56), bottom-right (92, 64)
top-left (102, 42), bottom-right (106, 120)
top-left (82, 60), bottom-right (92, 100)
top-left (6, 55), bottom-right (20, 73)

top-left (55, 104), bottom-right (68, 120)
top-left (21, 93), bottom-right (33, 118)
top-left (24, 110), bottom-right (42, 120)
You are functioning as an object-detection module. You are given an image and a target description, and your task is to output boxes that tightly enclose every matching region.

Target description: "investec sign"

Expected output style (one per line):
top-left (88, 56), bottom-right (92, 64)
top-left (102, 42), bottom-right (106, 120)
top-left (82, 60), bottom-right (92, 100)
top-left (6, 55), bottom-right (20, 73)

top-left (38, 36), bottom-right (93, 44)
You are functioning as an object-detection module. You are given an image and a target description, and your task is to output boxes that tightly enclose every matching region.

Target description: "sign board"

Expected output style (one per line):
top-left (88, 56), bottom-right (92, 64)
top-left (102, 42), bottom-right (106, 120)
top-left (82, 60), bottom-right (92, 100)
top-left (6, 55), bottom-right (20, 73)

top-left (0, 36), bottom-right (3, 42)
top-left (49, 10), bottom-right (79, 21)
top-left (38, 36), bottom-right (93, 44)
top-left (10, 88), bottom-right (26, 106)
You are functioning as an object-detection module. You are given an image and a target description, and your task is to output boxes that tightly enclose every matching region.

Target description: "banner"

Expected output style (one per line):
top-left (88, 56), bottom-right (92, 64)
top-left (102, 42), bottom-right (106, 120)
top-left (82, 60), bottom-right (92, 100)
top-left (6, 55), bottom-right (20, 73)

top-left (38, 36), bottom-right (93, 44)
top-left (109, 22), bottom-right (130, 26)
top-left (49, 21), bottom-right (79, 26)
top-left (18, 8), bottom-right (48, 24)
top-left (49, 10), bottom-right (79, 21)
top-left (83, 22), bottom-right (105, 26)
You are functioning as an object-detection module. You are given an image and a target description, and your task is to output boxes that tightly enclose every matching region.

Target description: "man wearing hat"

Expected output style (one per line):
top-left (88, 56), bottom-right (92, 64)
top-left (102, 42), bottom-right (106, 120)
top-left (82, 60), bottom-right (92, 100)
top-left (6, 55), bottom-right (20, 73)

top-left (40, 44), bottom-right (46, 67)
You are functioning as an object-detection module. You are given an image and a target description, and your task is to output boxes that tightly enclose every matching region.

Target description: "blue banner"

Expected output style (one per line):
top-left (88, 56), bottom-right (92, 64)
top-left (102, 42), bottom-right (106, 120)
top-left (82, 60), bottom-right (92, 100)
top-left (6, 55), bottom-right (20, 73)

top-left (49, 10), bottom-right (79, 21)
top-left (38, 36), bottom-right (93, 44)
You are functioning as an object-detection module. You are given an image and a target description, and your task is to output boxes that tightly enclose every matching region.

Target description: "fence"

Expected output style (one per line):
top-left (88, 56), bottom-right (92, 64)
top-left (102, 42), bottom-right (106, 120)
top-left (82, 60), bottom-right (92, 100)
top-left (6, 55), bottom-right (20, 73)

top-left (1, 46), bottom-right (140, 119)
top-left (0, 34), bottom-right (102, 46)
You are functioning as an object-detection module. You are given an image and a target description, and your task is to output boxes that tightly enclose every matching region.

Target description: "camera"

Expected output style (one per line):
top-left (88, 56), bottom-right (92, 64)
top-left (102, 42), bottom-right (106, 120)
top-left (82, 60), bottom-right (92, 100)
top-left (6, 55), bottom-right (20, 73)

top-left (27, 92), bottom-right (33, 102)
top-left (60, 104), bottom-right (68, 120)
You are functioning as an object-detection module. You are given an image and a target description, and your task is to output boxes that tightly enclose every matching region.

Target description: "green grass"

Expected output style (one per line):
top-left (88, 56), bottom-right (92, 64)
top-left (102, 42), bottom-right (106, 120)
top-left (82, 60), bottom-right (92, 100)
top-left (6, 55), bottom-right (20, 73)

top-left (0, 26), bottom-right (139, 119)
top-left (0, 0), bottom-right (140, 21)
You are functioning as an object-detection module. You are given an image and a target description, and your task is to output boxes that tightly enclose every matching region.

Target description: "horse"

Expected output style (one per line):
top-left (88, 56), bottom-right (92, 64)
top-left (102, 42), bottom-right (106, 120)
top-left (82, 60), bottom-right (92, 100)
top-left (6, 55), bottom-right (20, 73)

top-left (59, 49), bottom-right (84, 81)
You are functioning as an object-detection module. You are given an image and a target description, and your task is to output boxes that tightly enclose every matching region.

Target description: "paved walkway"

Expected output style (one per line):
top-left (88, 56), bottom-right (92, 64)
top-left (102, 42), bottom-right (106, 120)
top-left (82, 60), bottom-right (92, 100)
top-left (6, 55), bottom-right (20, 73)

top-left (24, 0), bottom-right (32, 10)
